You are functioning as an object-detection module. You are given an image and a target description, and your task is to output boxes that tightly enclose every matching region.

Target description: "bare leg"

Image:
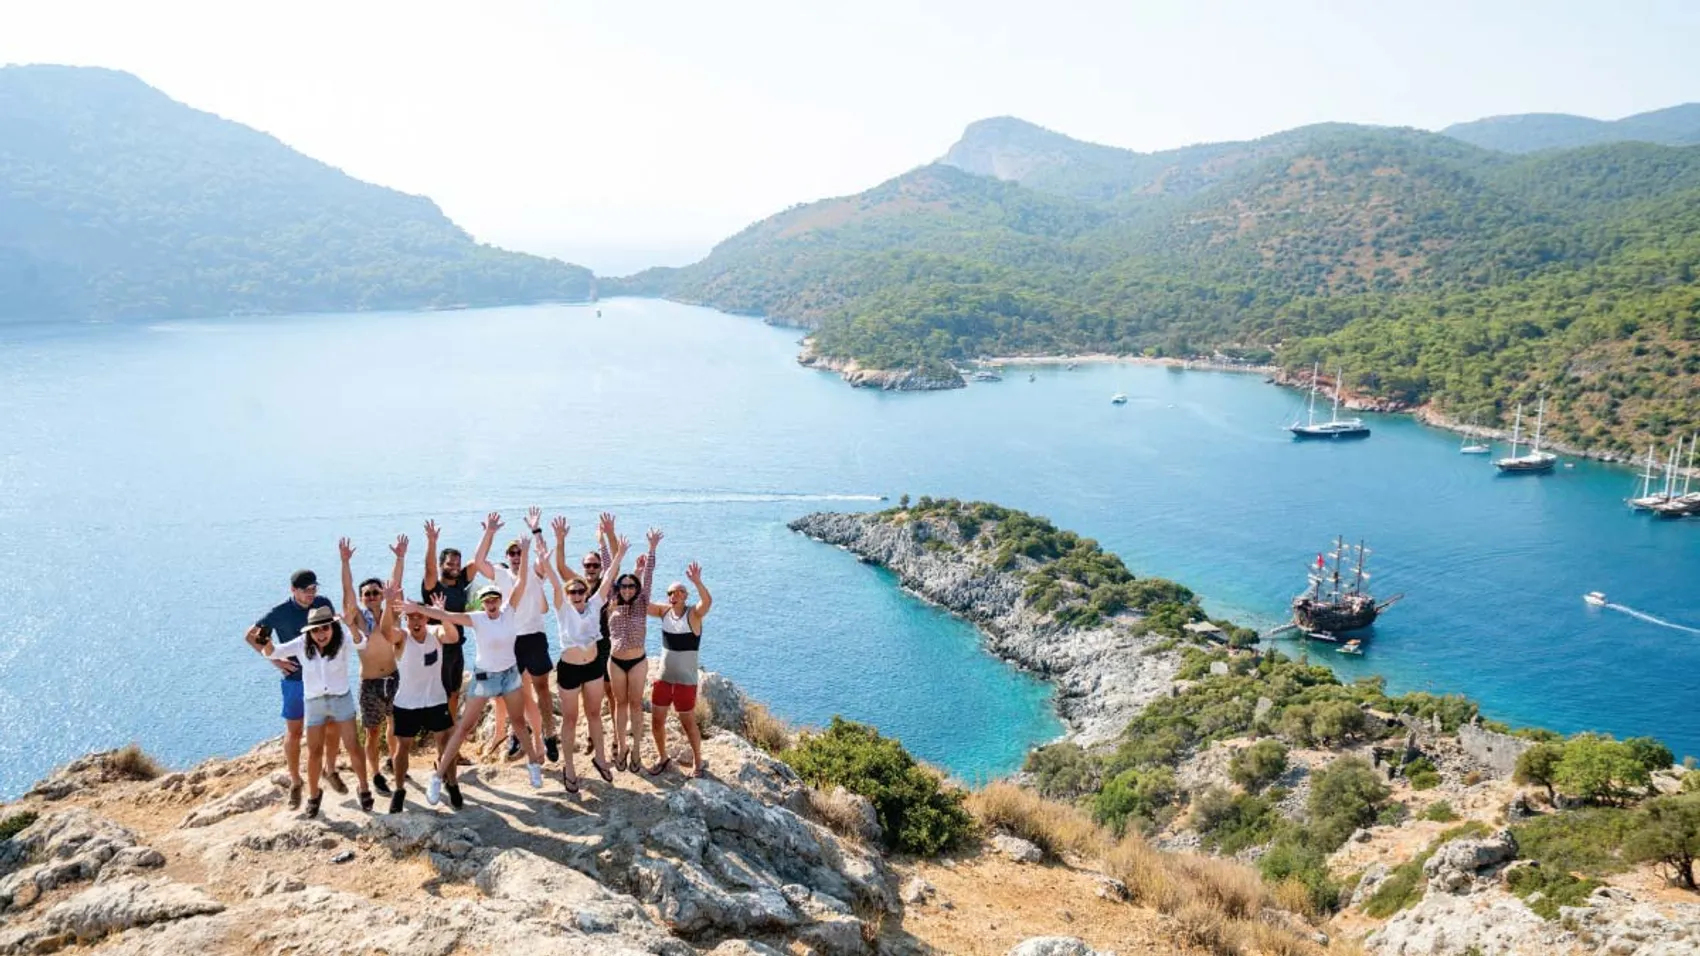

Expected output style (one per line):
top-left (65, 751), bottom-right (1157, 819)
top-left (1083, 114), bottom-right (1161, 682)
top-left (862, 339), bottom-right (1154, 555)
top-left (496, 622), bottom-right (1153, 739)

top-left (608, 663), bottom-right (632, 765)
top-left (490, 697), bottom-right (512, 756)
top-left (621, 658), bottom-right (649, 769)
top-left (323, 723), bottom-right (341, 776)
top-left (390, 724), bottom-right (410, 784)
top-left (305, 725), bottom-right (326, 798)
top-left (679, 709), bottom-right (705, 776)
top-left (338, 720), bottom-right (369, 791)
top-left (525, 674), bottom-right (548, 754)
top-left (650, 700), bottom-right (669, 769)
top-left (557, 685), bottom-right (581, 782)
top-left (284, 719), bottom-right (304, 786)
top-left (579, 680), bottom-right (608, 766)
top-left (436, 695), bottom-right (490, 781)
top-left (364, 715), bottom-right (385, 783)
top-left (501, 687), bottom-right (543, 765)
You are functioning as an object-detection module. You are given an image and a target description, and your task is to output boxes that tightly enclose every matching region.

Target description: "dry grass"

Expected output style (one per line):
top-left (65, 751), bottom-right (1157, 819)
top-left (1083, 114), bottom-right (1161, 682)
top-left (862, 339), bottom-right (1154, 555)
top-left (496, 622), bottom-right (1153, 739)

top-left (966, 781), bottom-right (1106, 860)
top-left (109, 743), bottom-right (164, 781)
top-left (808, 786), bottom-right (875, 846)
top-left (740, 701), bottom-right (794, 754)
top-left (1272, 876), bottom-right (1320, 920)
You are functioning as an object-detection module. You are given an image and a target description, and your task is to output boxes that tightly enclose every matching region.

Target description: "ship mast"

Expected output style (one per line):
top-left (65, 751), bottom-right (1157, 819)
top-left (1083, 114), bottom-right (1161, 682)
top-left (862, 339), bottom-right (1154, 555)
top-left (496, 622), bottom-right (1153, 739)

top-left (1306, 361), bottom-right (1319, 427)
top-left (1352, 540), bottom-right (1368, 596)
top-left (1640, 443), bottom-right (1658, 500)
top-left (1684, 434), bottom-right (1697, 498)
top-left (1330, 535), bottom-right (1345, 603)
top-left (1330, 367), bottom-right (1344, 425)
top-left (1531, 395), bottom-right (1547, 455)
top-left (1507, 405), bottom-right (1524, 458)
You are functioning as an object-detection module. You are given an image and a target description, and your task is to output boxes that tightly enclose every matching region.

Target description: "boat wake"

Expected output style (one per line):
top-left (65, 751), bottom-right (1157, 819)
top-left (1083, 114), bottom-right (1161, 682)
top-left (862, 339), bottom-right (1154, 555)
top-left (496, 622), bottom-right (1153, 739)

top-left (1600, 602), bottom-right (1700, 636)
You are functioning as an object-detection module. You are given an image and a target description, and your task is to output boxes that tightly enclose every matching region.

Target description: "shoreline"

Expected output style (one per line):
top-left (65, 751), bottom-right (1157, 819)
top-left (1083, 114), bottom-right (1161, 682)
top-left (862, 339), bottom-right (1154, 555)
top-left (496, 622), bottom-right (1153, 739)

top-left (980, 352), bottom-right (1276, 375)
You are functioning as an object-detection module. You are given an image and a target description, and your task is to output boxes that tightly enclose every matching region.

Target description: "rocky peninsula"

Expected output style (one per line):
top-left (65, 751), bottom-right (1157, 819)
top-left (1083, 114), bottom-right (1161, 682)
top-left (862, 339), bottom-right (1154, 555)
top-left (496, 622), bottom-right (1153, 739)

top-left (788, 501), bottom-right (1229, 746)
top-left (796, 344), bottom-right (965, 391)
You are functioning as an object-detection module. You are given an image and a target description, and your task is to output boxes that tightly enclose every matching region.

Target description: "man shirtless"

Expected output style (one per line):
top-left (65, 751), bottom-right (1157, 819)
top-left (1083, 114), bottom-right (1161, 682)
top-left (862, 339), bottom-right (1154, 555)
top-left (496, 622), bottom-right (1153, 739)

top-left (340, 535), bottom-right (408, 794)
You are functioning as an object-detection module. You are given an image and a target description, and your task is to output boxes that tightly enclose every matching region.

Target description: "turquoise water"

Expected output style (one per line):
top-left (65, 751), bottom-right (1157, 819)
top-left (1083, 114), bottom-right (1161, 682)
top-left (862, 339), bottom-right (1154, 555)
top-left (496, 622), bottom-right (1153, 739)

top-left (1, 299), bottom-right (1696, 796)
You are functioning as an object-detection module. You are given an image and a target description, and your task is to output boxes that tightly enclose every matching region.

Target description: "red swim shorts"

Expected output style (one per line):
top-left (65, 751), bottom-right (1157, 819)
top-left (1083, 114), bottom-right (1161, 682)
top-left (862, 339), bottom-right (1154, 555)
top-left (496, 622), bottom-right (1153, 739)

top-left (651, 680), bottom-right (698, 712)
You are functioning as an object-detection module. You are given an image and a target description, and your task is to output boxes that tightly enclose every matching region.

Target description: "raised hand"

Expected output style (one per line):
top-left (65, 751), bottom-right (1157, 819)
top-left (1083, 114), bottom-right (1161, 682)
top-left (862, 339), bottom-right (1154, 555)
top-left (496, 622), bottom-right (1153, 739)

top-left (338, 537), bottom-right (355, 563)
top-left (525, 507), bottom-right (542, 532)
top-left (482, 511), bottom-right (504, 534)
top-left (646, 527), bottom-right (664, 549)
top-left (615, 534), bottom-right (631, 556)
top-left (390, 534), bottom-right (409, 558)
top-left (429, 592), bottom-right (447, 610)
top-left (534, 538), bottom-right (550, 566)
top-left (384, 583), bottom-right (404, 605)
top-left (686, 561), bottom-right (703, 584)
top-left (598, 512), bottom-right (616, 539)
top-left (551, 516), bottom-right (569, 540)
top-left (424, 519), bottom-right (440, 541)
top-left (635, 554), bottom-right (648, 574)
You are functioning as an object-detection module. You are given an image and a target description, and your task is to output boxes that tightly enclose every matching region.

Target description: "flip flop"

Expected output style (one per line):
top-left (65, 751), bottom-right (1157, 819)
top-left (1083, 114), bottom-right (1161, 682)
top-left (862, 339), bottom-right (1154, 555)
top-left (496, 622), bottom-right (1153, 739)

top-left (560, 768), bottom-right (581, 794)
top-left (647, 756), bottom-right (673, 777)
top-left (691, 758), bottom-right (708, 779)
top-left (591, 756), bottom-right (614, 783)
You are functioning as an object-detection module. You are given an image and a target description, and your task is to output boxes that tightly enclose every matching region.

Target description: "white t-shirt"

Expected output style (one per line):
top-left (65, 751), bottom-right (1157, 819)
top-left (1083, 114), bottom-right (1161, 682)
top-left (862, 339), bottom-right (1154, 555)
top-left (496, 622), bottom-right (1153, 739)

top-left (555, 593), bottom-right (606, 652)
top-left (393, 626), bottom-right (450, 710)
top-left (268, 635), bottom-right (357, 699)
top-left (464, 607), bottom-right (520, 673)
top-left (494, 563), bottom-right (548, 634)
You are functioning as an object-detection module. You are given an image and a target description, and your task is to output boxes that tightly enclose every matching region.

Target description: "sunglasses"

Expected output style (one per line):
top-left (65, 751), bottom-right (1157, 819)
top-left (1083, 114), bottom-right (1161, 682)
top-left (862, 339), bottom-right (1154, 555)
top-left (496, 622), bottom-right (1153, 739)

top-left (306, 624), bottom-right (331, 634)
top-left (361, 589), bottom-right (382, 598)
top-left (567, 589), bottom-right (588, 598)
top-left (617, 583), bottom-right (639, 591)
top-left (506, 548), bottom-right (522, 557)
top-left (583, 562), bottom-right (602, 570)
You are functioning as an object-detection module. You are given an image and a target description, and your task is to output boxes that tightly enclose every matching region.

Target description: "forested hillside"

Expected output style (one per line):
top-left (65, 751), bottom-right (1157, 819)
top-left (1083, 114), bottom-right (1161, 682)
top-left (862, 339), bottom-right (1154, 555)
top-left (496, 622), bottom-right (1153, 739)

top-left (1441, 103), bottom-right (1700, 154)
top-left (619, 115), bottom-right (1700, 454)
top-left (0, 65), bottom-right (592, 322)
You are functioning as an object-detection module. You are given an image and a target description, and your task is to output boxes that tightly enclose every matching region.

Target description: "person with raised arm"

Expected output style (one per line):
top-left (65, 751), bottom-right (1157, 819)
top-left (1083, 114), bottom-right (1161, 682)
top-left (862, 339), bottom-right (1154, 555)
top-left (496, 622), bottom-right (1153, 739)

top-left (473, 507), bottom-right (551, 762)
top-left (605, 527), bottom-right (661, 772)
top-left (401, 520), bottom-right (546, 808)
top-left (386, 586), bottom-right (458, 813)
top-left (341, 536), bottom-right (407, 795)
top-left (646, 562), bottom-right (714, 777)
top-left (541, 531), bottom-right (628, 791)
top-left (252, 603), bottom-right (373, 816)
top-left (422, 515), bottom-right (500, 727)
top-left (244, 568), bottom-right (338, 810)
top-left (553, 512), bottom-right (619, 756)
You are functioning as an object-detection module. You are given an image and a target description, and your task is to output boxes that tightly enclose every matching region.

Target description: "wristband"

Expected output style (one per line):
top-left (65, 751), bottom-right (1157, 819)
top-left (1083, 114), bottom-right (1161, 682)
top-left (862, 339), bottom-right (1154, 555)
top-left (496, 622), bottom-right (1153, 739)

top-left (531, 528), bottom-right (543, 536)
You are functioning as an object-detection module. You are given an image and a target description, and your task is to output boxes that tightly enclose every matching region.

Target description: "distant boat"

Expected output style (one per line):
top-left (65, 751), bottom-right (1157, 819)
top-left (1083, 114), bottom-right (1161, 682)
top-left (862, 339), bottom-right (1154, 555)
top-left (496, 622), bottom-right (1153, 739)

top-left (1584, 591), bottom-right (1607, 607)
top-left (1460, 417), bottom-right (1491, 454)
top-left (1288, 363), bottom-right (1370, 440)
top-left (1292, 536), bottom-right (1400, 636)
top-left (1648, 434), bottom-right (1700, 518)
top-left (1110, 393), bottom-right (1128, 405)
top-left (1065, 362), bottom-right (1079, 370)
top-left (971, 369), bottom-right (1002, 382)
top-left (1029, 373), bottom-right (1036, 383)
top-left (1337, 639), bottom-right (1364, 655)
top-left (1495, 397), bottom-right (1558, 473)
top-left (1628, 442), bottom-right (1670, 511)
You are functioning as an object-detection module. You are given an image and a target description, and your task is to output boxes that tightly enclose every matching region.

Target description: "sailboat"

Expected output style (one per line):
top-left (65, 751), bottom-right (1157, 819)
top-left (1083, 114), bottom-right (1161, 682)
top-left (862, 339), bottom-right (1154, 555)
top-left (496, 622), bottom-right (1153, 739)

top-left (1629, 442), bottom-right (1674, 511)
top-left (1288, 364), bottom-right (1370, 439)
top-left (1460, 424), bottom-right (1490, 455)
top-left (1291, 536), bottom-right (1401, 637)
top-left (1650, 434), bottom-right (1700, 518)
top-left (1494, 396), bottom-right (1558, 473)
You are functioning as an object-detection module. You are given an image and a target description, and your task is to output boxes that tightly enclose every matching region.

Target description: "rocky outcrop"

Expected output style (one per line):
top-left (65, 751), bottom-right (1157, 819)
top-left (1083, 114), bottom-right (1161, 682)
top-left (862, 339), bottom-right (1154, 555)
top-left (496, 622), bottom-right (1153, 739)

top-left (797, 346), bottom-right (965, 391)
top-left (788, 510), bottom-right (1181, 744)
top-left (0, 685), bottom-right (899, 956)
top-left (1368, 884), bottom-right (1700, 956)
top-left (1422, 829), bottom-right (1517, 894)
top-left (1007, 938), bottom-right (1101, 956)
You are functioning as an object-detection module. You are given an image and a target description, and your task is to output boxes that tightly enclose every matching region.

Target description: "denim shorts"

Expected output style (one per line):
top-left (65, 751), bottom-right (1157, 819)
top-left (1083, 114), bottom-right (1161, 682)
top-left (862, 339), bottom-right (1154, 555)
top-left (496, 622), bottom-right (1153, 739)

top-left (305, 692), bottom-right (357, 728)
top-left (281, 679), bottom-right (305, 722)
top-left (470, 665), bottom-right (521, 699)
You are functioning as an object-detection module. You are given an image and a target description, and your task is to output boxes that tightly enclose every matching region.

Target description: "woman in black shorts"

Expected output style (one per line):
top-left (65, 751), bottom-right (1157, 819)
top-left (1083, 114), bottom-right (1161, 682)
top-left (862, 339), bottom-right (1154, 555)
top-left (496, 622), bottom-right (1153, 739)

top-left (541, 534), bottom-right (628, 791)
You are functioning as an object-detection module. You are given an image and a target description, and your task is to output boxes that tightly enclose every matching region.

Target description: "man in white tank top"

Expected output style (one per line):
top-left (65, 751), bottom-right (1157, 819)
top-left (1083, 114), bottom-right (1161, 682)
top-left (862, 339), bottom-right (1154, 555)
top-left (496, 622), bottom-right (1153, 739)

top-left (386, 584), bottom-right (460, 813)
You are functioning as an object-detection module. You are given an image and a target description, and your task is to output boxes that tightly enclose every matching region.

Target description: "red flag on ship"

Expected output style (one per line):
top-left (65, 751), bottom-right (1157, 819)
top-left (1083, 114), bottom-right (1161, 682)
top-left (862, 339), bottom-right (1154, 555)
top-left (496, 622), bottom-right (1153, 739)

top-left (1316, 553), bottom-right (1325, 569)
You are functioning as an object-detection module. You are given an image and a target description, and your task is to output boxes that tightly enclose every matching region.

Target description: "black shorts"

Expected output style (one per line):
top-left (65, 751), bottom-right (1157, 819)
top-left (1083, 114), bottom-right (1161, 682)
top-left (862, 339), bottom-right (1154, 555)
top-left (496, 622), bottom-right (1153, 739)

top-left (555, 657), bottom-right (605, 690)
top-left (594, 636), bottom-right (612, 675)
top-left (440, 642), bottom-right (465, 695)
top-left (392, 703), bottom-right (453, 738)
top-left (514, 632), bottom-right (552, 677)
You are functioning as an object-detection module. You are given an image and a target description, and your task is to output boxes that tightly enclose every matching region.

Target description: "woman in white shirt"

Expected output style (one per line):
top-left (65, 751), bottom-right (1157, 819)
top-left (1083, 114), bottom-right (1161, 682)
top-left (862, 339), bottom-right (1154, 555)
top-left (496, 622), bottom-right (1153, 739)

top-left (256, 604), bottom-right (374, 817)
top-left (540, 533), bottom-right (628, 792)
top-left (400, 532), bottom-right (546, 807)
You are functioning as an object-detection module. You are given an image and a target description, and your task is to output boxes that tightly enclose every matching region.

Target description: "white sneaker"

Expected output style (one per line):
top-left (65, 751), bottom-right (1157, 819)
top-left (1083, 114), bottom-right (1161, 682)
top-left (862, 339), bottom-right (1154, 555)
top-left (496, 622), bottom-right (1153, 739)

top-left (426, 773), bottom-right (443, 806)
top-left (527, 763), bottom-right (543, 789)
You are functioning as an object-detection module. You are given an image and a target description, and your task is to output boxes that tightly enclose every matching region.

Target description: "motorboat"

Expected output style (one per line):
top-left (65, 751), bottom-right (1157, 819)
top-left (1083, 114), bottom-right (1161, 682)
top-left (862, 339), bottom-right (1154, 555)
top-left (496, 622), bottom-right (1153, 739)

top-left (1111, 393), bottom-right (1128, 405)
top-left (1584, 591), bottom-right (1607, 607)
top-left (1337, 639), bottom-right (1364, 655)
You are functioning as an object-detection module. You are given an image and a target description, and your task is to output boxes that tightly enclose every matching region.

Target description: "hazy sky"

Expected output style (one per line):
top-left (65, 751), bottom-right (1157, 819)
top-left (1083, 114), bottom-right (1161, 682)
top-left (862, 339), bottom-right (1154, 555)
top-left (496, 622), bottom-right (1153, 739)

top-left (6, 0), bottom-right (1698, 272)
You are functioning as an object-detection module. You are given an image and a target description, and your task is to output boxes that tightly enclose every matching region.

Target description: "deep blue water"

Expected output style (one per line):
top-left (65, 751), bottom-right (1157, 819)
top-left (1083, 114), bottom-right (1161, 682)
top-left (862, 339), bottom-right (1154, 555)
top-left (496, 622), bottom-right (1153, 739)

top-left (1, 299), bottom-right (1696, 797)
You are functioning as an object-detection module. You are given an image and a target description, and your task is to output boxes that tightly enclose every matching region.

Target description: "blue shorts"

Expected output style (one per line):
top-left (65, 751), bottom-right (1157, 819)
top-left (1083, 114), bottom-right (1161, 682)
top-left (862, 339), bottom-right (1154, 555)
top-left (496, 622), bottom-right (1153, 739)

top-left (305, 692), bottom-right (357, 728)
top-left (281, 679), bottom-right (305, 722)
top-left (470, 665), bottom-right (522, 700)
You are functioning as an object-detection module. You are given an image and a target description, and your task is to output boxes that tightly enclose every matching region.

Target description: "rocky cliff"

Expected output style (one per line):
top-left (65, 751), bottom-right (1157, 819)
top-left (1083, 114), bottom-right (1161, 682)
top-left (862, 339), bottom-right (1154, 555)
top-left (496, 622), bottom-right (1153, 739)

top-left (787, 509), bottom-right (1183, 746)
top-left (796, 346), bottom-right (965, 392)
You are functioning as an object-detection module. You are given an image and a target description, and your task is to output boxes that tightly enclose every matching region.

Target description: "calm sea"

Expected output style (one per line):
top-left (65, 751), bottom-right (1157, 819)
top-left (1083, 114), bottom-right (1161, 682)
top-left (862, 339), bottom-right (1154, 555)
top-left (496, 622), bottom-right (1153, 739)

top-left (0, 299), bottom-right (1695, 796)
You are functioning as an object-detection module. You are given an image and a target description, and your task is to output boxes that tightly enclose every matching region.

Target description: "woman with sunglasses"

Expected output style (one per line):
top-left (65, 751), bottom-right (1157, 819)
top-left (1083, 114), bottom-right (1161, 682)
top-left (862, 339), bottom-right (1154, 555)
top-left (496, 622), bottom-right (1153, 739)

top-left (539, 533), bottom-right (628, 791)
top-left (472, 507), bottom-right (551, 763)
top-left (400, 528), bottom-right (547, 807)
top-left (552, 512), bottom-right (618, 756)
top-left (645, 562), bottom-right (713, 777)
top-left (605, 527), bottom-right (662, 771)
top-left (255, 604), bottom-right (375, 816)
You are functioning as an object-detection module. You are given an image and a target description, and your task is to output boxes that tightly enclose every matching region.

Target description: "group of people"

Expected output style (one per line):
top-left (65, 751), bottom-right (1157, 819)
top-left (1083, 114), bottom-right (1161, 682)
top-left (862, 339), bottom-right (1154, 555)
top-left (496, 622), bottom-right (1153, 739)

top-left (243, 509), bottom-right (712, 816)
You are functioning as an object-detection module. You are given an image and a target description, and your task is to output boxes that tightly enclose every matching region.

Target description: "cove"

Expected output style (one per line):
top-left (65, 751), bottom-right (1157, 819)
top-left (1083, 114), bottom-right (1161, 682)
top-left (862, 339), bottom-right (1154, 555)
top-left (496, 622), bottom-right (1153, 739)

top-left (0, 298), bottom-right (1696, 797)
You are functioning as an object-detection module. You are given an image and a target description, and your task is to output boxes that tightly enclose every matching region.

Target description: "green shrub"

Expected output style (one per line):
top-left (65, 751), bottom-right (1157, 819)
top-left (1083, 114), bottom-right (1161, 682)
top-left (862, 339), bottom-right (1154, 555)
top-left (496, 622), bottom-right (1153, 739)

top-left (1554, 735), bottom-right (1653, 805)
top-left (1228, 739), bottom-right (1289, 793)
top-left (1192, 786), bottom-right (1281, 855)
top-left (1023, 742), bottom-right (1099, 799)
top-left (0, 811), bottom-right (38, 842)
top-left (1361, 853), bottom-right (1429, 917)
top-left (1092, 766), bottom-right (1177, 836)
top-left (1257, 836), bottom-right (1341, 913)
top-left (1511, 808), bottom-right (1634, 876)
top-left (1625, 736), bottom-right (1675, 774)
top-left (783, 717), bottom-right (973, 856)
top-left (1623, 792), bottom-right (1700, 890)
top-left (1506, 865), bottom-right (1599, 919)
top-left (1420, 801), bottom-right (1460, 823)
top-left (1404, 758), bottom-right (1442, 791)
top-left (1308, 757), bottom-right (1392, 851)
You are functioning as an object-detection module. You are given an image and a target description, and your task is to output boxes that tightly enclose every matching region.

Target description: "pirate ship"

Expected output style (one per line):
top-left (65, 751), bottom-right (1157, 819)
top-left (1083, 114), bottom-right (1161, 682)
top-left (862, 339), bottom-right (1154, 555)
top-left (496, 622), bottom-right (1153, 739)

top-left (1292, 536), bottom-right (1401, 638)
